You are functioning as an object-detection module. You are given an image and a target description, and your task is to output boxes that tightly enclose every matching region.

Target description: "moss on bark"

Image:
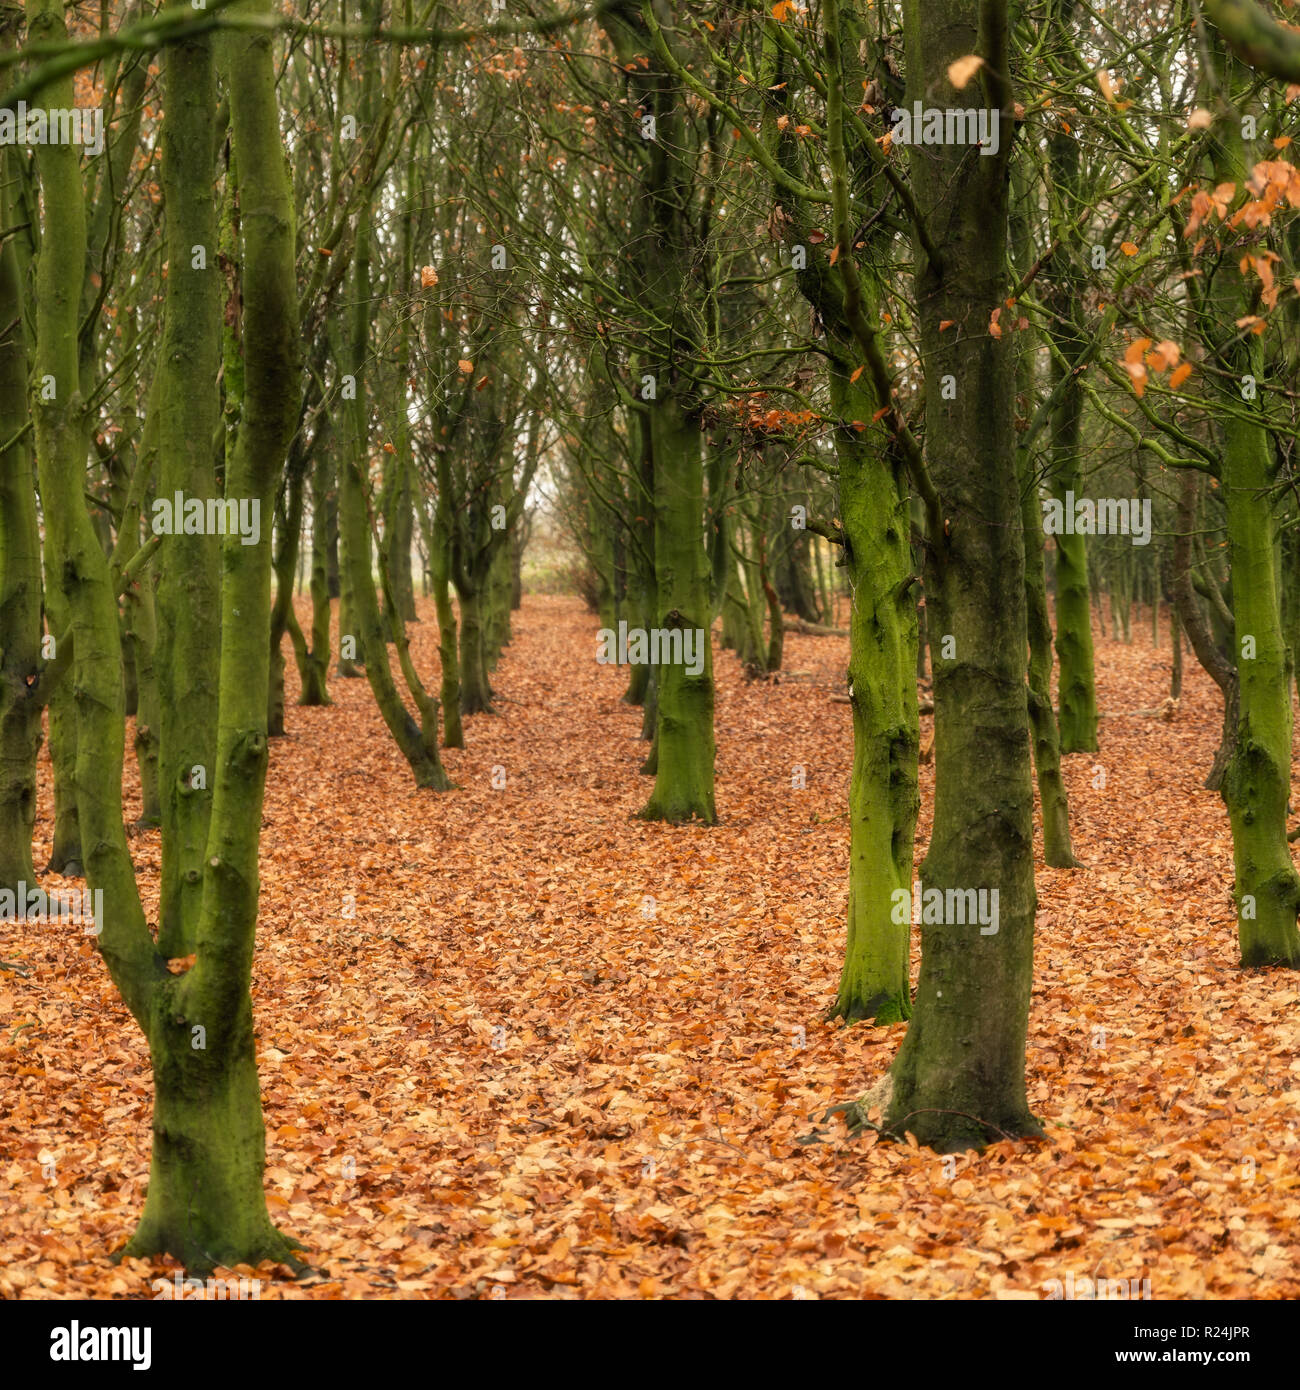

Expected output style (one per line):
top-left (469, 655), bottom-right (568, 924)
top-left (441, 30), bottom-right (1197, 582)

top-left (882, 0), bottom-right (1042, 1151)
top-left (1206, 56), bottom-right (1300, 968)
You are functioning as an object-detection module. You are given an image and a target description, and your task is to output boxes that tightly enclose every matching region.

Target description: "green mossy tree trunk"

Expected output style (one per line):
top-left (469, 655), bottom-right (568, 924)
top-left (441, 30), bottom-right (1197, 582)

top-left (600, 0), bottom-right (716, 825)
top-left (881, 0), bottom-right (1042, 1150)
top-left (768, 1), bottom-right (918, 1022)
top-left (1044, 25), bottom-right (1099, 754)
top-left (301, 445), bottom-right (334, 705)
top-left (639, 395), bottom-right (716, 823)
top-left (0, 132), bottom-right (40, 894)
top-left (268, 460), bottom-right (307, 736)
top-left (154, 11), bottom-right (222, 956)
top-left (30, 0), bottom-right (306, 1269)
top-left (429, 495), bottom-right (463, 748)
top-left (1011, 154), bottom-right (1079, 869)
top-left (338, 89), bottom-right (450, 790)
top-left (833, 360), bottom-right (918, 1023)
top-left (33, 77), bottom-right (82, 879)
top-left (1205, 57), bottom-right (1300, 967)
top-left (128, 0), bottom-right (308, 1265)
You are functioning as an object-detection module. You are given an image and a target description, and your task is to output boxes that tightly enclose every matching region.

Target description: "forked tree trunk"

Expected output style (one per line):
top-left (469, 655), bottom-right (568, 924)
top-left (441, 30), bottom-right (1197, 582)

top-left (128, 0), bottom-right (309, 1264)
top-left (31, 0), bottom-right (307, 1269)
top-left (339, 180), bottom-right (450, 789)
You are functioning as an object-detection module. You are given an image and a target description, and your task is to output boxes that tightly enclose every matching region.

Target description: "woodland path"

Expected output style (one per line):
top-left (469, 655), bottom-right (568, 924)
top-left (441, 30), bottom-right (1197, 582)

top-left (3, 595), bottom-right (1297, 1298)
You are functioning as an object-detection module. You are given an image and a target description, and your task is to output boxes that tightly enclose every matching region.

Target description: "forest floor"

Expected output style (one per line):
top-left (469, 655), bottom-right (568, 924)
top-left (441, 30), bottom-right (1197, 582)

top-left (4, 594), bottom-right (1300, 1299)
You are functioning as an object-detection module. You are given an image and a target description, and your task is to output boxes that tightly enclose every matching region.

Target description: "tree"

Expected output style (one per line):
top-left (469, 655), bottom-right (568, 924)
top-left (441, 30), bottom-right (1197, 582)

top-left (1198, 37), bottom-right (1300, 965)
top-left (875, 0), bottom-right (1043, 1150)
top-left (601, 0), bottom-right (717, 825)
top-left (28, 0), bottom-right (306, 1267)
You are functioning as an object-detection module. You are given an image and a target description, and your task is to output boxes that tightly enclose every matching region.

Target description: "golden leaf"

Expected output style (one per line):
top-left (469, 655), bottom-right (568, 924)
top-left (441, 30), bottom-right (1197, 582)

top-left (948, 54), bottom-right (985, 90)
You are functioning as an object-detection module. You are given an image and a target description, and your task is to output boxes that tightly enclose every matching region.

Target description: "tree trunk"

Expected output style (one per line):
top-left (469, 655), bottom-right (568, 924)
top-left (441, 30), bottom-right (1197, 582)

top-left (155, 8), bottom-right (223, 956)
top-left (832, 358), bottom-right (917, 1022)
top-left (1012, 151), bottom-right (1078, 869)
top-left (772, 491), bottom-right (821, 622)
top-left (24, 0), bottom-right (305, 1272)
top-left (127, 992), bottom-right (291, 1269)
top-left (429, 498), bottom-right (464, 748)
top-left (597, 2), bottom-right (716, 825)
top-left (125, 0), bottom-right (313, 1265)
top-left (639, 395), bottom-right (716, 823)
top-left (882, 0), bottom-right (1042, 1150)
top-left (0, 141), bottom-right (41, 893)
top-left (301, 447), bottom-right (334, 705)
top-left (1022, 459), bottom-right (1081, 869)
top-left (767, 1), bottom-right (920, 1019)
top-left (383, 454), bottom-right (417, 627)
top-left (1174, 472), bottom-right (1238, 790)
top-left (1206, 55), bottom-right (1300, 967)
top-left (44, 658), bottom-right (82, 876)
top-left (268, 463), bottom-right (307, 736)
top-left (457, 586), bottom-right (494, 715)
top-left (339, 193), bottom-right (450, 788)
top-left (1044, 26), bottom-right (1100, 754)
top-left (128, 567), bottom-right (163, 828)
